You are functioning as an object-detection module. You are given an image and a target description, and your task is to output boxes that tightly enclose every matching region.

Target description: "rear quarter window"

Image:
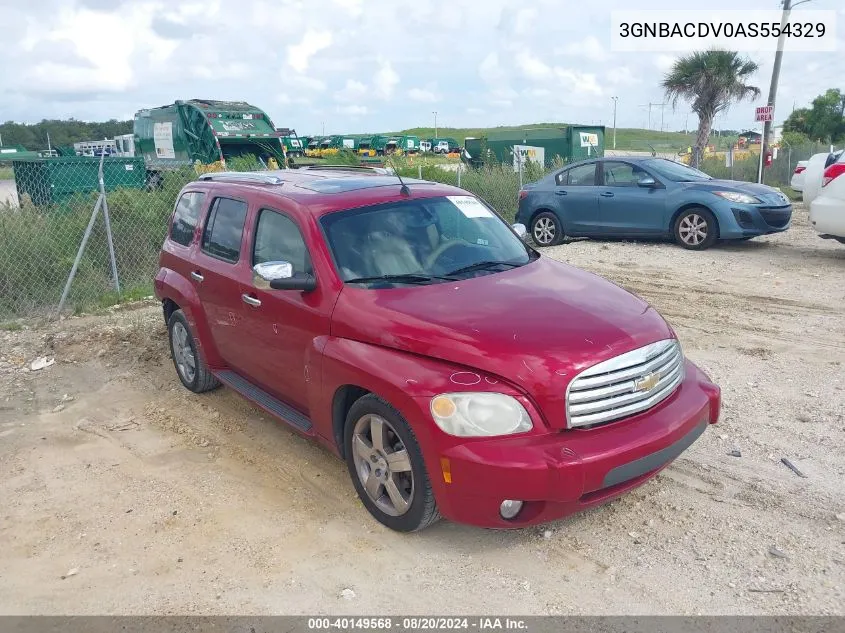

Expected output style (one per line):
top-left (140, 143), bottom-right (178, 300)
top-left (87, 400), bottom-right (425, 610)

top-left (169, 192), bottom-right (206, 246)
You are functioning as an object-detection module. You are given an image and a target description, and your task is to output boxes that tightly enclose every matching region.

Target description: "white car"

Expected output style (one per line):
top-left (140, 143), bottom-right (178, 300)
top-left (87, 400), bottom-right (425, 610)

top-left (809, 160), bottom-right (845, 244)
top-left (790, 160), bottom-right (808, 192)
top-left (803, 150), bottom-right (844, 206)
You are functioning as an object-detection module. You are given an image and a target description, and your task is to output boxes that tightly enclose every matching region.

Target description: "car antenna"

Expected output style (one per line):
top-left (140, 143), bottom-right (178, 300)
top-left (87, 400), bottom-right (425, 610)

top-left (386, 157), bottom-right (411, 196)
top-left (647, 143), bottom-right (657, 157)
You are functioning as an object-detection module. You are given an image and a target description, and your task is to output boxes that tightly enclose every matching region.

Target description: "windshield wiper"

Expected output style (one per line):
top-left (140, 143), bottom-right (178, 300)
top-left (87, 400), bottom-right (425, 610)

top-left (444, 260), bottom-right (523, 277)
top-left (344, 273), bottom-right (455, 285)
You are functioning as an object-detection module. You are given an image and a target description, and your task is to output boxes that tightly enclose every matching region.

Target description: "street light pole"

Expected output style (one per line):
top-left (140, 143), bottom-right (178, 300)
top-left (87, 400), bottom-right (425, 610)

top-left (433, 111), bottom-right (438, 138)
top-left (611, 97), bottom-right (618, 149)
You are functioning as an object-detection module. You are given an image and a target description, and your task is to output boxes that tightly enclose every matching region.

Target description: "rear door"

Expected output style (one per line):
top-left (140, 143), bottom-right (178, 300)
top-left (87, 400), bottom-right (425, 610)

top-left (553, 162), bottom-right (602, 235)
top-left (598, 160), bottom-right (668, 236)
top-left (193, 195), bottom-right (253, 374)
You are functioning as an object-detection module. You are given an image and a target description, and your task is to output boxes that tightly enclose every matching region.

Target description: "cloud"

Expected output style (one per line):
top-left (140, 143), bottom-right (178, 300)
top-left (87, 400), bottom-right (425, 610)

top-left (335, 79), bottom-right (367, 101)
top-left (408, 86), bottom-right (441, 103)
top-left (286, 29), bottom-right (333, 73)
top-left (557, 36), bottom-right (609, 62)
top-left (332, 0), bottom-right (364, 16)
top-left (555, 68), bottom-right (603, 96)
top-left (337, 104), bottom-right (368, 116)
top-left (373, 60), bottom-right (399, 99)
top-left (515, 52), bottom-right (552, 81)
top-left (654, 54), bottom-right (677, 72)
top-left (479, 52), bottom-right (504, 84)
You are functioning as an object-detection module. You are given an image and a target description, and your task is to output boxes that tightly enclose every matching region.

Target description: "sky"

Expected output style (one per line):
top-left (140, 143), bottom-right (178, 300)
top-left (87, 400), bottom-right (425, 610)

top-left (0, 0), bottom-right (843, 136)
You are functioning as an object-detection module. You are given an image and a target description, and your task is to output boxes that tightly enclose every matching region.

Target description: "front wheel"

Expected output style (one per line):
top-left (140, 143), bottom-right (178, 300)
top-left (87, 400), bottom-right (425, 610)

top-left (167, 309), bottom-right (220, 393)
top-left (344, 395), bottom-right (440, 532)
top-left (673, 207), bottom-right (718, 250)
top-left (531, 211), bottom-right (564, 247)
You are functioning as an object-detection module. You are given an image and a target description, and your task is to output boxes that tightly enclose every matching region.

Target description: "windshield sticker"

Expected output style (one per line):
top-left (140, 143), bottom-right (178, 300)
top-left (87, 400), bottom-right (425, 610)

top-left (447, 196), bottom-right (494, 219)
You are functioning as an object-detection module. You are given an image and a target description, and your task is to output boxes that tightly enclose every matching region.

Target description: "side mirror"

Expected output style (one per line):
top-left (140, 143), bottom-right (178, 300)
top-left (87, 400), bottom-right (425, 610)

top-left (637, 175), bottom-right (657, 188)
top-left (253, 261), bottom-right (317, 292)
top-left (512, 223), bottom-right (528, 241)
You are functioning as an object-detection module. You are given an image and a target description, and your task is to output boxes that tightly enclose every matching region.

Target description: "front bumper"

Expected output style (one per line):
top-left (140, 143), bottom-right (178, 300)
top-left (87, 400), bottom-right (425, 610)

top-left (718, 202), bottom-right (792, 238)
top-left (417, 360), bottom-right (720, 528)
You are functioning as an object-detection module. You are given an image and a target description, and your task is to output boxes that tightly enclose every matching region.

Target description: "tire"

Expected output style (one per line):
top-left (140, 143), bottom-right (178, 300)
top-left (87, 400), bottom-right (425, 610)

top-left (167, 309), bottom-right (220, 394)
top-left (530, 211), bottom-right (564, 247)
top-left (344, 394), bottom-right (440, 532)
top-left (673, 207), bottom-right (718, 250)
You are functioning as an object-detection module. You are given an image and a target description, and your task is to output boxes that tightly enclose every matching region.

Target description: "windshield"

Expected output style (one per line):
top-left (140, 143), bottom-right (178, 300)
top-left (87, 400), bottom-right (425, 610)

top-left (644, 159), bottom-right (713, 182)
top-left (320, 195), bottom-right (532, 286)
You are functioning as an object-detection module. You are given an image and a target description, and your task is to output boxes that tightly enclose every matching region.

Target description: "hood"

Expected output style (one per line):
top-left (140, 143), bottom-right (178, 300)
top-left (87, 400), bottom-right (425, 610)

top-left (331, 257), bottom-right (673, 428)
top-left (690, 179), bottom-right (790, 205)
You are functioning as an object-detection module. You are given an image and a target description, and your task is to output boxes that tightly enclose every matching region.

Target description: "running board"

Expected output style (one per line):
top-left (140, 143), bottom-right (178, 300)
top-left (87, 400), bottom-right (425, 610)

top-left (216, 370), bottom-right (313, 432)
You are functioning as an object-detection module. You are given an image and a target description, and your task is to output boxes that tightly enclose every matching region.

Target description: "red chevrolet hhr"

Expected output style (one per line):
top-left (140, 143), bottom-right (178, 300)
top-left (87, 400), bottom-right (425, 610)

top-left (154, 166), bottom-right (721, 532)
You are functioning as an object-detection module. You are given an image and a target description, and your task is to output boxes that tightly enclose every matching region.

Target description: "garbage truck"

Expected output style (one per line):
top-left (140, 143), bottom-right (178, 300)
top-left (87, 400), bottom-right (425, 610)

top-left (133, 99), bottom-right (287, 184)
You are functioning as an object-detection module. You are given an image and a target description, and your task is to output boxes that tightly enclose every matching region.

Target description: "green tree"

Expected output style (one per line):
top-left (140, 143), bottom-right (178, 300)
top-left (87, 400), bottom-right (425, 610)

top-left (784, 89), bottom-right (845, 143)
top-left (662, 50), bottom-right (760, 168)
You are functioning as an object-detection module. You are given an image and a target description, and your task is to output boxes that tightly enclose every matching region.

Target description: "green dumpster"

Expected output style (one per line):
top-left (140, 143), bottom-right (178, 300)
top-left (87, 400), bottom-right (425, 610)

top-left (13, 156), bottom-right (146, 206)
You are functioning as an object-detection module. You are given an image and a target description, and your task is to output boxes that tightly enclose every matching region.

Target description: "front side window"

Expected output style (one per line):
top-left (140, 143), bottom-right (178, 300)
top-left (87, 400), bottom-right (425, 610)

top-left (170, 192), bottom-right (206, 247)
top-left (253, 209), bottom-right (313, 275)
top-left (201, 197), bottom-right (248, 263)
top-left (320, 195), bottom-right (533, 286)
top-left (602, 161), bottom-right (647, 187)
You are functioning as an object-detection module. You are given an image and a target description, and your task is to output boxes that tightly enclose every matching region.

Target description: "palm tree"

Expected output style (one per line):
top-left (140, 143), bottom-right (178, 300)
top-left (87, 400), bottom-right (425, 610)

top-left (663, 50), bottom-right (760, 168)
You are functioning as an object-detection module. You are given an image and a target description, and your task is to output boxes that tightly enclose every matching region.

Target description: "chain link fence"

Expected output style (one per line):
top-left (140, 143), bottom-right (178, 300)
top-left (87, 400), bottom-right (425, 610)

top-left (0, 157), bottom-right (194, 320)
top-left (0, 142), bottom-right (839, 321)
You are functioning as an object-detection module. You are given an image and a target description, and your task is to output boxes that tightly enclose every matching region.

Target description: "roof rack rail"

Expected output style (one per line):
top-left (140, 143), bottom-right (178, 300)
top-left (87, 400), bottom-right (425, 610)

top-left (198, 171), bottom-right (285, 184)
top-left (299, 164), bottom-right (381, 172)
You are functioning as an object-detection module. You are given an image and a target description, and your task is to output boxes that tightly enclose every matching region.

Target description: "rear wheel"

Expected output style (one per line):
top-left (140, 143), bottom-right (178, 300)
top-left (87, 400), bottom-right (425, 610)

top-left (167, 310), bottom-right (219, 393)
top-left (344, 395), bottom-right (440, 532)
top-left (673, 207), bottom-right (718, 250)
top-left (531, 211), bottom-right (564, 247)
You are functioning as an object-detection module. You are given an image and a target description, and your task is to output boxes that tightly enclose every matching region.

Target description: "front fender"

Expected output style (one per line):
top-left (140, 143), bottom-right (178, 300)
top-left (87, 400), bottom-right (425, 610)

top-left (155, 268), bottom-right (223, 368)
top-left (318, 337), bottom-right (522, 485)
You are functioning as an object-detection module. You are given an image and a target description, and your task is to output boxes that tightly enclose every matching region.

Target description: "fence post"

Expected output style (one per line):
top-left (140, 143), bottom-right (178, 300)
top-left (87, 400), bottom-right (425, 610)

top-left (457, 164), bottom-right (461, 188)
top-left (518, 153), bottom-right (523, 190)
top-left (418, 164), bottom-right (422, 180)
top-left (57, 195), bottom-right (103, 316)
top-left (98, 153), bottom-right (121, 296)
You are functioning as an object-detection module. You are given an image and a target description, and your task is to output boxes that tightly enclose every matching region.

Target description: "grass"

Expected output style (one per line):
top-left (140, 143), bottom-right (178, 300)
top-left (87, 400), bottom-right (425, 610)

top-left (388, 124), bottom-right (739, 154)
top-left (0, 166), bottom-right (13, 180)
top-left (0, 320), bottom-right (22, 331)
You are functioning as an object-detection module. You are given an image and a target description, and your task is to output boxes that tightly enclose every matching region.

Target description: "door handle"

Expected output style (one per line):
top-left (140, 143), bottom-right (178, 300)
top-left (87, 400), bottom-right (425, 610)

top-left (191, 271), bottom-right (204, 282)
top-left (241, 294), bottom-right (261, 308)
top-left (555, 190), bottom-right (568, 196)
top-left (600, 192), bottom-right (615, 197)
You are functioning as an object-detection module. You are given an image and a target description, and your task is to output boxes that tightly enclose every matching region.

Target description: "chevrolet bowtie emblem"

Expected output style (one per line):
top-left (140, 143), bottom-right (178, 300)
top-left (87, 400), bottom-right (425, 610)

top-left (633, 372), bottom-right (659, 392)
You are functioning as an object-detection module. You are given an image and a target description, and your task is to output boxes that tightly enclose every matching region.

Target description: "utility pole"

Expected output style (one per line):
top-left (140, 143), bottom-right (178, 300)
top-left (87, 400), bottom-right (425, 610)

top-left (433, 111), bottom-right (438, 137)
top-left (321, 121), bottom-right (325, 136)
top-left (47, 132), bottom-right (52, 153)
top-left (761, 0), bottom-right (810, 182)
top-left (611, 97), bottom-right (618, 149)
top-left (0, 131), bottom-right (3, 147)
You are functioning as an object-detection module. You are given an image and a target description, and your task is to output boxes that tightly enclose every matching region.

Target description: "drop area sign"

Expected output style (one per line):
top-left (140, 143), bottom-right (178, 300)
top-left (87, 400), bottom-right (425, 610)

top-left (755, 106), bottom-right (774, 122)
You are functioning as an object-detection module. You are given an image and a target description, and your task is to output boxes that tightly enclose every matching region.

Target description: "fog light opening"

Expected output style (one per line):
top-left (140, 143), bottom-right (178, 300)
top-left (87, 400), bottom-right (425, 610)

top-left (499, 499), bottom-right (523, 520)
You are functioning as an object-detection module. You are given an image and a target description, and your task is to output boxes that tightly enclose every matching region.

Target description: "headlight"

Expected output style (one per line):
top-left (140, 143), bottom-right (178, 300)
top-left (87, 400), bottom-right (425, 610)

top-left (713, 191), bottom-right (761, 204)
top-left (430, 392), bottom-right (532, 437)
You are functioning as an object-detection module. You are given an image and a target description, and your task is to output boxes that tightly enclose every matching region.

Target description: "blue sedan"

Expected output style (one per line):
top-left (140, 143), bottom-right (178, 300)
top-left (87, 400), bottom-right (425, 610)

top-left (515, 157), bottom-right (792, 250)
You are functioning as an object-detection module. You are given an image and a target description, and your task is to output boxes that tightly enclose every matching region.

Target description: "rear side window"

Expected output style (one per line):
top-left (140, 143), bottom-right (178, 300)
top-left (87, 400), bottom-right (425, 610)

top-left (561, 163), bottom-right (597, 186)
top-left (170, 192), bottom-right (206, 246)
top-left (201, 197), bottom-right (248, 263)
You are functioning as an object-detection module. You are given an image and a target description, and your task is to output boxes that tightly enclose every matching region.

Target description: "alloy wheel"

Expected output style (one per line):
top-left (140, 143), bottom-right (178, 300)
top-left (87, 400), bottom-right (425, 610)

top-left (533, 217), bottom-right (556, 245)
top-left (171, 321), bottom-right (196, 384)
top-left (679, 213), bottom-right (708, 246)
top-left (351, 414), bottom-right (414, 516)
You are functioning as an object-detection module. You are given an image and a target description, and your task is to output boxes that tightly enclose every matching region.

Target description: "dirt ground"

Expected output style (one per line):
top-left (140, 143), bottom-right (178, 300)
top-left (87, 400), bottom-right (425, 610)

top-left (1, 204), bottom-right (843, 615)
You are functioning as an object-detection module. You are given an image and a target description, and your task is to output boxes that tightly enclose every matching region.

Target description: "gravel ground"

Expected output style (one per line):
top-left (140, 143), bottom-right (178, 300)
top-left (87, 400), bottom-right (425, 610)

top-left (1, 204), bottom-right (843, 615)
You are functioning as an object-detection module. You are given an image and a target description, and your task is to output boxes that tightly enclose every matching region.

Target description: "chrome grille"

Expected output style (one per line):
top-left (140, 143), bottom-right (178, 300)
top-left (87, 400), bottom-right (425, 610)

top-left (566, 339), bottom-right (684, 428)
